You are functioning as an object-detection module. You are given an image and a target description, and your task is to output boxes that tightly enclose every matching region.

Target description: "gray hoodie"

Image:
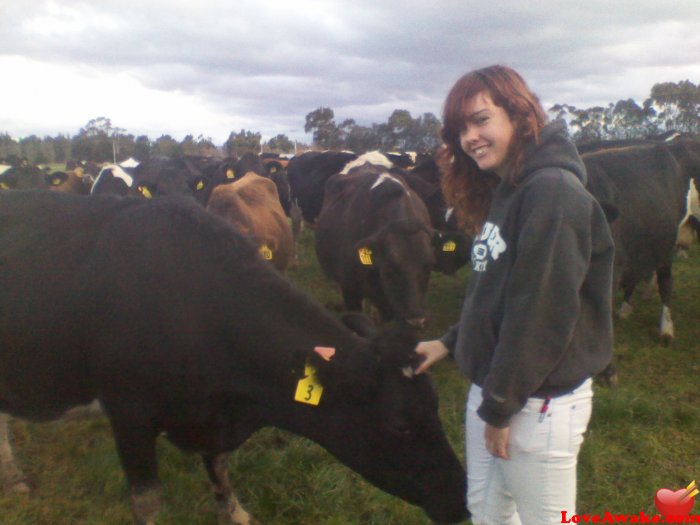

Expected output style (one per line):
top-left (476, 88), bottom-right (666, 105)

top-left (441, 120), bottom-right (615, 428)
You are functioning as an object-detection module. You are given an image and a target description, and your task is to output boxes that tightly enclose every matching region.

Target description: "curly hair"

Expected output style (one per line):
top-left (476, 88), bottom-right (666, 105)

top-left (438, 65), bottom-right (547, 234)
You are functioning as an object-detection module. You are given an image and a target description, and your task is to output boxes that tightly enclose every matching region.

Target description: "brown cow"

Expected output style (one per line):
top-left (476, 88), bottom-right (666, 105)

top-left (207, 172), bottom-right (294, 272)
top-left (46, 168), bottom-right (94, 195)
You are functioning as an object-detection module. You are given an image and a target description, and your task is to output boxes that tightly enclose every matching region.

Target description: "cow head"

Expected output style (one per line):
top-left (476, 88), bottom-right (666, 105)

top-left (45, 169), bottom-right (94, 195)
top-left (432, 230), bottom-right (472, 275)
top-left (296, 322), bottom-right (467, 524)
top-left (355, 219), bottom-right (434, 328)
top-left (132, 157), bottom-right (212, 205)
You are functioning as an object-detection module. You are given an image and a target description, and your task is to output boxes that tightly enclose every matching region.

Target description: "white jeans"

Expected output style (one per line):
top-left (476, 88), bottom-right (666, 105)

top-left (466, 379), bottom-right (593, 525)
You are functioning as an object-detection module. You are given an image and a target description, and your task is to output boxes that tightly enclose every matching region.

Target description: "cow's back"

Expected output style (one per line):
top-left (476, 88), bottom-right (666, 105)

top-left (583, 145), bottom-right (684, 255)
top-left (0, 191), bottom-right (143, 416)
top-left (207, 173), bottom-right (293, 271)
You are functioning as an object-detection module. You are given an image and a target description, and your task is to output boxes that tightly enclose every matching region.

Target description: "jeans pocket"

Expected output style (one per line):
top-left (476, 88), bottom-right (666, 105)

top-left (509, 401), bottom-right (558, 455)
top-left (568, 399), bottom-right (592, 455)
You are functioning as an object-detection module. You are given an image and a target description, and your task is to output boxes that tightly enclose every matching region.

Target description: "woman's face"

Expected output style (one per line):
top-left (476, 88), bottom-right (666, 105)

top-left (459, 91), bottom-right (516, 178)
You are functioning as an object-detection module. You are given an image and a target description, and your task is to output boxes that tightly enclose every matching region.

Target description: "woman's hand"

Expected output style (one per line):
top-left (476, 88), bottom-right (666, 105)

top-left (484, 424), bottom-right (510, 459)
top-left (414, 340), bottom-right (449, 374)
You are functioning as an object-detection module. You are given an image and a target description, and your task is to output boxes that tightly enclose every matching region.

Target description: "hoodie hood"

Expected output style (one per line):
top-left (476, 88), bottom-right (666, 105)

top-left (520, 120), bottom-right (587, 186)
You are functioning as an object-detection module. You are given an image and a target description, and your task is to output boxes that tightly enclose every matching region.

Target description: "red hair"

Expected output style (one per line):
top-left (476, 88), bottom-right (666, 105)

top-left (438, 65), bottom-right (547, 233)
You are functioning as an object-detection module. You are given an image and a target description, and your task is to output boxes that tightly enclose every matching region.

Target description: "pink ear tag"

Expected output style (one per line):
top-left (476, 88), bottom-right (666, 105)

top-left (313, 346), bottom-right (336, 361)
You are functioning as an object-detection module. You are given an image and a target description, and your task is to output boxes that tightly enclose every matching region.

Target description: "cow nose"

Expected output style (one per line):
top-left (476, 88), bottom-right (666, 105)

top-left (406, 317), bottom-right (427, 329)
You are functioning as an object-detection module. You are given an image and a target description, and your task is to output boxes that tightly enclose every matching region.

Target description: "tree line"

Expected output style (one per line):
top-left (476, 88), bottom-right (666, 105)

top-left (1, 80), bottom-right (698, 166)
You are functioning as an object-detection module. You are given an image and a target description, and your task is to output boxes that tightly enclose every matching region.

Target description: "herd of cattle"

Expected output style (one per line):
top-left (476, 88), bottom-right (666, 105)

top-left (0, 133), bottom-right (699, 524)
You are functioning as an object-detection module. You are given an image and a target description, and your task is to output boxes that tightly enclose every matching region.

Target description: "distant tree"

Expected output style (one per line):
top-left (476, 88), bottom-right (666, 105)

top-left (304, 107), bottom-right (341, 149)
top-left (181, 135), bottom-right (199, 156)
top-left (133, 135), bottom-right (152, 161)
top-left (608, 98), bottom-right (658, 139)
top-left (384, 109), bottom-right (414, 150)
top-left (0, 133), bottom-right (21, 163)
top-left (71, 117), bottom-right (115, 162)
top-left (152, 135), bottom-right (183, 157)
top-left (19, 135), bottom-right (49, 164)
top-left (267, 134), bottom-right (294, 153)
top-left (114, 133), bottom-right (136, 162)
top-left (48, 134), bottom-right (72, 164)
top-left (345, 125), bottom-right (380, 153)
top-left (195, 135), bottom-right (218, 157)
top-left (224, 130), bottom-right (262, 157)
top-left (411, 112), bottom-right (442, 152)
top-left (647, 80), bottom-right (700, 133)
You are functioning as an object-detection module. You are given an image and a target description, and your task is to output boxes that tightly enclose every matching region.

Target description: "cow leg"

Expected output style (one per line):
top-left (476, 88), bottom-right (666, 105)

top-left (640, 272), bottom-right (658, 300)
top-left (617, 271), bottom-right (638, 319)
top-left (0, 413), bottom-right (30, 493)
top-left (290, 201), bottom-right (303, 247)
top-left (107, 411), bottom-right (161, 525)
top-left (656, 265), bottom-right (674, 344)
top-left (203, 453), bottom-right (258, 525)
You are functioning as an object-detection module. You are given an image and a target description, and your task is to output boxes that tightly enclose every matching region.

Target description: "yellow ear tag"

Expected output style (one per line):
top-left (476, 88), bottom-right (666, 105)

top-left (259, 244), bottom-right (273, 260)
top-left (51, 177), bottom-right (62, 186)
top-left (442, 240), bottom-right (457, 252)
top-left (295, 360), bottom-right (324, 406)
top-left (270, 166), bottom-right (277, 173)
top-left (226, 169), bottom-right (235, 179)
top-left (358, 247), bottom-right (373, 265)
top-left (139, 186), bottom-right (153, 199)
top-left (196, 180), bottom-right (205, 191)
top-left (0, 182), bottom-right (9, 190)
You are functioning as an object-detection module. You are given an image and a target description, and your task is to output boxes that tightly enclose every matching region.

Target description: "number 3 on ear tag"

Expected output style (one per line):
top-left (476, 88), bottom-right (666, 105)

top-left (295, 361), bottom-right (324, 405)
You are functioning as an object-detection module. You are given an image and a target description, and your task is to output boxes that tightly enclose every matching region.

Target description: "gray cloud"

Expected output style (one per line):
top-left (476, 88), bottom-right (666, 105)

top-left (2, 0), bottom-right (699, 143)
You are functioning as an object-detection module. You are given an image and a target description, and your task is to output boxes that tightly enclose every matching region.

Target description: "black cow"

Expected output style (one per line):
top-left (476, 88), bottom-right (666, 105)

top-left (287, 151), bottom-right (358, 226)
top-left (91, 164), bottom-right (136, 196)
top-left (0, 164), bottom-right (48, 190)
top-left (315, 163), bottom-right (436, 327)
top-left (130, 156), bottom-right (213, 205)
top-left (0, 190), bottom-right (466, 525)
top-left (583, 139), bottom-right (700, 343)
top-left (398, 156), bottom-right (472, 275)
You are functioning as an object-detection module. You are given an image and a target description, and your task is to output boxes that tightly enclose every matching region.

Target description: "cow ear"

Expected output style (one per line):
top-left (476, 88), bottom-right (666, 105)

top-left (305, 345), bottom-right (378, 401)
top-left (354, 236), bottom-right (380, 266)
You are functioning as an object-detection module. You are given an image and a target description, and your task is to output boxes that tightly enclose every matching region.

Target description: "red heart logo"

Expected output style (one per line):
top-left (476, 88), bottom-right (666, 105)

top-left (654, 488), bottom-right (695, 517)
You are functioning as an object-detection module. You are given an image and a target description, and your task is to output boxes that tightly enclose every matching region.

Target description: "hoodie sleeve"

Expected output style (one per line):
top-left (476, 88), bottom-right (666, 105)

top-left (477, 169), bottom-right (593, 428)
top-left (440, 323), bottom-right (460, 355)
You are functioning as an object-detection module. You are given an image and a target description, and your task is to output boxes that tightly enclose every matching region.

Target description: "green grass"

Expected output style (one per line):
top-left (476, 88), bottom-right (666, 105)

top-left (1, 229), bottom-right (698, 524)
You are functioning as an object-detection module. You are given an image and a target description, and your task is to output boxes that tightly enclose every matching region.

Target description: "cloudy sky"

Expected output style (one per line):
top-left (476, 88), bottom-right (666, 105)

top-left (2, 0), bottom-right (700, 145)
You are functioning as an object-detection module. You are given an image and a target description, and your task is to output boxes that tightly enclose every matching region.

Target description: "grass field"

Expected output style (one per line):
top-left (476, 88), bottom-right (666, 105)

top-left (1, 227), bottom-right (698, 524)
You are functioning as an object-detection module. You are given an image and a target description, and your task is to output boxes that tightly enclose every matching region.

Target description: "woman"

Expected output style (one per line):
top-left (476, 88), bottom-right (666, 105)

top-left (415, 65), bottom-right (615, 525)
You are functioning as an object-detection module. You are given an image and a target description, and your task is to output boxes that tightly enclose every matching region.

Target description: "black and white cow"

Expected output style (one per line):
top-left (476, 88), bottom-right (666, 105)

top-left (91, 164), bottom-right (136, 196)
top-left (0, 190), bottom-right (466, 525)
top-left (315, 162), bottom-right (436, 327)
top-left (287, 151), bottom-right (358, 226)
top-left (582, 139), bottom-right (700, 342)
